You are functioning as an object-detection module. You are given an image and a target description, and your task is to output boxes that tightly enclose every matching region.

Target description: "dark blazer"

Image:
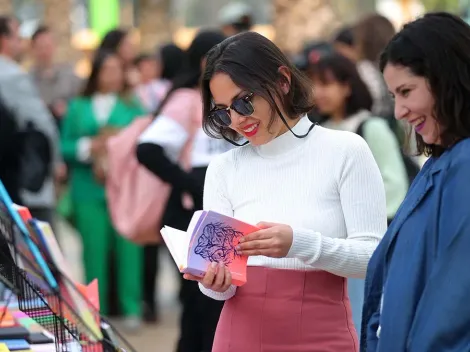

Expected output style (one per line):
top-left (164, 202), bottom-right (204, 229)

top-left (362, 137), bottom-right (470, 352)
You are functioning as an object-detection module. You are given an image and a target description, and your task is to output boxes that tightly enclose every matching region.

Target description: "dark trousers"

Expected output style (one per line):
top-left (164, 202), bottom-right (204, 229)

top-left (177, 278), bottom-right (224, 352)
top-left (143, 243), bottom-right (162, 307)
top-left (164, 167), bottom-right (223, 352)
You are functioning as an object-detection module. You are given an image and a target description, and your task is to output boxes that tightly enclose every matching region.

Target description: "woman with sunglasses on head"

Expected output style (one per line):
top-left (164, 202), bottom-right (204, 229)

top-left (183, 31), bottom-right (387, 351)
top-left (136, 30), bottom-right (231, 352)
top-left (363, 13), bottom-right (470, 351)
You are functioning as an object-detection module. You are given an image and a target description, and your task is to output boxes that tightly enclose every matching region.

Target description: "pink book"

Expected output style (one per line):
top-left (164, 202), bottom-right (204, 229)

top-left (160, 211), bottom-right (258, 286)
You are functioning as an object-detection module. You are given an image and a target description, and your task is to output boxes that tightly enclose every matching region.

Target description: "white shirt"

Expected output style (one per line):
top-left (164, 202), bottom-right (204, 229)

top-left (92, 93), bottom-right (117, 125)
top-left (199, 116), bottom-right (387, 300)
top-left (138, 115), bottom-right (233, 168)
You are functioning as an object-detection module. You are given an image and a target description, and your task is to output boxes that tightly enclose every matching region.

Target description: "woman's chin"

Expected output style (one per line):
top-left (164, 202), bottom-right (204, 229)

top-left (247, 134), bottom-right (275, 146)
top-left (247, 137), bottom-right (262, 146)
top-left (421, 132), bottom-right (440, 145)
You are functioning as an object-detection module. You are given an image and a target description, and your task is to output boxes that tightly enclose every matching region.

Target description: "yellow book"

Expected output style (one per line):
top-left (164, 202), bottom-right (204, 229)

top-left (0, 343), bottom-right (10, 352)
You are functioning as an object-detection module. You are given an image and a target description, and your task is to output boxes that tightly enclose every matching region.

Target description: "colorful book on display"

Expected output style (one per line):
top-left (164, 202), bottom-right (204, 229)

top-left (0, 181), bottom-right (57, 290)
top-left (5, 201), bottom-right (102, 341)
top-left (27, 220), bottom-right (102, 342)
top-left (160, 210), bottom-right (258, 286)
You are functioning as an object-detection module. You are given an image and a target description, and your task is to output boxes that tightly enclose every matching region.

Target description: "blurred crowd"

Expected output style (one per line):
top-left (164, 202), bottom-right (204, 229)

top-left (0, 2), bottom-right (422, 351)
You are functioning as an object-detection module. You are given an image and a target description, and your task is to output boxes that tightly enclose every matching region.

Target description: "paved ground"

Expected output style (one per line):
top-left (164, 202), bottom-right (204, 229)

top-left (56, 218), bottom-right (181, 352)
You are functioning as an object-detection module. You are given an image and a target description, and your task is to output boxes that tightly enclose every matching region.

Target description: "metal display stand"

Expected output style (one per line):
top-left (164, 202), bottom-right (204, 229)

top-left (0, 201), bottom-right (136, 352)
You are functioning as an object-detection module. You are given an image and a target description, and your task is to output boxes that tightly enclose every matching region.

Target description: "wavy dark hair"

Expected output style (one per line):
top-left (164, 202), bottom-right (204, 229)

top-left (202, 31), bottom-right (315, 141)
top-left (308, 53), bottom-right (372, 120)
top-left (380, 12), bottom-right (470, 157)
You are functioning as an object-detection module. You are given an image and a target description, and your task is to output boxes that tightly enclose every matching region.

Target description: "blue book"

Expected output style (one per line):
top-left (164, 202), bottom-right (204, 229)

top-left (0, 181), bottom-right (57, 289)
top-left (0, 339), bottom-right (30, 351)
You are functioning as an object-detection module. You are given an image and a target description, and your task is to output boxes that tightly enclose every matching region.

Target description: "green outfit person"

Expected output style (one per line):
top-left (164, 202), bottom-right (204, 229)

top-left (61, 95), bottom-right (144, 318)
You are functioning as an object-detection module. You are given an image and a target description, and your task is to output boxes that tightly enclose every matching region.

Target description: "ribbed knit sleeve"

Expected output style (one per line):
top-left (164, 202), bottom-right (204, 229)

top-left (286, 135), bottom-right (386, 278)
top-left (198, 151), bottom-right (237, 300)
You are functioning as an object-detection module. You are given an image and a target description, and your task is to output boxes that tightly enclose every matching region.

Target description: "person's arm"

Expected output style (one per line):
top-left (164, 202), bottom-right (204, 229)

top-left (406, 162), bottom-right (470, 351)
top-left (6, 73), bottom-right (62, 168)
top-left (197, 152), bottom-right (238, 301)
top-left (60, 99), bottom-right (93, 164)
top-left (136, 120), bottom-right (201, 197)
top-left (362, 118), bottom-right (409, 219)
top-left (136, 92), bottom-right (202, 197)
top-left (286, 134), bottom-right (387, 278)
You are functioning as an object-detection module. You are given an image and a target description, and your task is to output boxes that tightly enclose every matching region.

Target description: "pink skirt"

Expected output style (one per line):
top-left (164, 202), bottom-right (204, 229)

top-left (212, 267), bottom-right (358, 352)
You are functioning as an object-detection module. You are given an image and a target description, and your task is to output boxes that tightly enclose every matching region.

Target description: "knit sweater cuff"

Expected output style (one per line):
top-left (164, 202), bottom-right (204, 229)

top-left (198, 283), bottom-right (237, 301)
top-left (286, 228), bottom-right (321, 265)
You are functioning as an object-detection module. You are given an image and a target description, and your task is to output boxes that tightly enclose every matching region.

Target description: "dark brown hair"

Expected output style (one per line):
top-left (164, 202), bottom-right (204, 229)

top-left (202, 31), bottom-right (315, 141)
top-left (355, 14), bottom-right (396, 64)
top-left (81, 50), bottom-right (132, 101)
top-left (308, 53), bottom-right (372, 118)
top-left (380, 12), bottom-right (470, 157)
top-left (31, 25), bottom-right (50, 43)
top-left (98, 28), bottom-right (129, 53)
top-left (0, 15), bottom-right (13, 51)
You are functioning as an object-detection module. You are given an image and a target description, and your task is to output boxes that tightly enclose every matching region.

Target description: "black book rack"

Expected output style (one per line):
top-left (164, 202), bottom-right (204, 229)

top-left (0, 201), bottom-right (136, 352)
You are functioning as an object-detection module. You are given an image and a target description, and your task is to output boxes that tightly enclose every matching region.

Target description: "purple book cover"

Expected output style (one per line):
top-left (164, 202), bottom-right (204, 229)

top-left (184, 211), bottom-right (259, 286)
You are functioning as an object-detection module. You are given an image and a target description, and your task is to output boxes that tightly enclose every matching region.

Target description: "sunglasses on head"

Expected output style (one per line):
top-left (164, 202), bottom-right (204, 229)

top-left (209, 92), bottom-right (255, 127)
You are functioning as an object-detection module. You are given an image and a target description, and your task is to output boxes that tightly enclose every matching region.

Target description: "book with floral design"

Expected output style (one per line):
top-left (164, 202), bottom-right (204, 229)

top-left (161, 211), bottom-right (258, 286)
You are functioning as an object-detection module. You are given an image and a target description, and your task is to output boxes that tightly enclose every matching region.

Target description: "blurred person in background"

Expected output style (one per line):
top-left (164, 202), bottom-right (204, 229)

top-left (98, 27), bottom-right (140, 317)
top-left (158, 43), bottom-right (186, 82)
top-left (60, 50), bottom-right (145, 331)
top-left (140, 42), bottom-right (186, 324)
top-left (333, 22), bottom-right (394, 119)
top-left (0, 95), bottom-right (21, 204)
top-left (308, 53), bottom-right (408, 335)
top-left (30, 25), bottom-right (82, 128)
top-left (332, 26), bottom-right (357, 62)
top-left (0, 15), bottom-right (60, 227)
top-left (0, 94), bottom-right (21, 299)
top-left (134, 53), bottom-right (169, 113)
top-left (217, 2), bottom-right (253, 37)
top-left (98, 28), bottom-right (140, 88)
top-left (332, 25), bottom-right (421, 183)
top-left (354, 14), bottom-right (423, 166)
top-left (292, 41), bottom-right (334, 123)
top-left (136, 30), bottom-right (229, 352)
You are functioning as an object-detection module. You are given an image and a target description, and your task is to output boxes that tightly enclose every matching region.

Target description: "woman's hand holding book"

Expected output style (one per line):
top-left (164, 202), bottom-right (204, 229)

top-left (184, 261), bottom-right (232, 293)
top-left (237, 222), bottom-right (293, 258)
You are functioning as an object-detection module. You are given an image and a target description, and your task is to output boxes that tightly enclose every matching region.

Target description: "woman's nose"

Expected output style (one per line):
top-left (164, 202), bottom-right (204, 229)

top-left (394, 104), bottom-right (410, 121)
top-left (230, 110), bottom-right (248, 126)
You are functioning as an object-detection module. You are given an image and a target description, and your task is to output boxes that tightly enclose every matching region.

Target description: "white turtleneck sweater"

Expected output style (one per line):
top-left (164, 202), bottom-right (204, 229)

top-left (199, 115), bottom-right (387, 301)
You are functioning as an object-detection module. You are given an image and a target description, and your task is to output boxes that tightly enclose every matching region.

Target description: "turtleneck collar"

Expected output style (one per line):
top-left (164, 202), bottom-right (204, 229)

top-left (255, 115), bottom-right (315, 158)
